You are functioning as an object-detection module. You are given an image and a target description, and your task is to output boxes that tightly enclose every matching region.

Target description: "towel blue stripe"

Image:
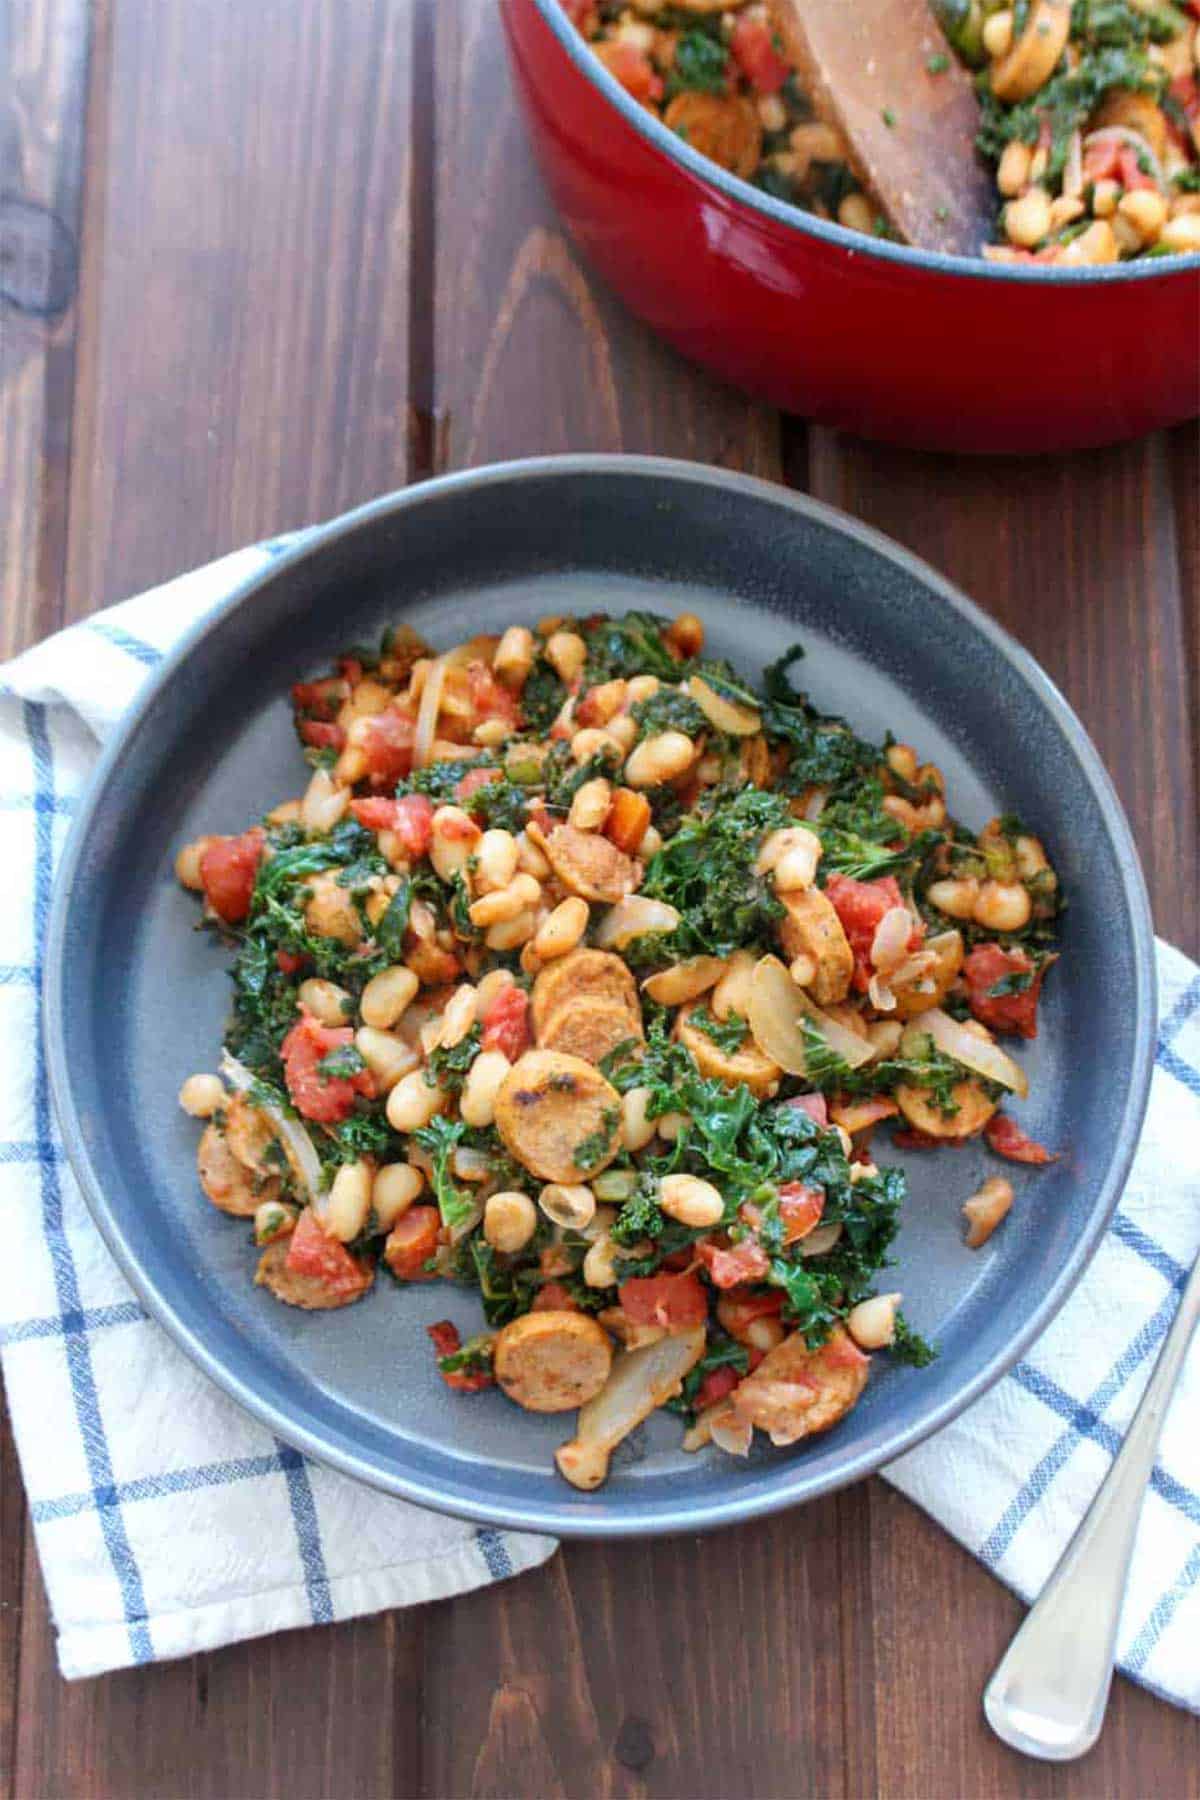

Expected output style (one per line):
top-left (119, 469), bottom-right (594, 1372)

top-left (1159, 973), bottom-right (1200, 1046)
top-left (0, 964), bottom-right (35, 985)
top-left (85, 622), bottom-right (163, 667)
top-left (0, 1139), bottom-right (65, 1165)
top-left (276, 1444), bottom-right (333, 1623)
top-left (0, 1300), bottom-right (145, 1346)
top-left (1157, 1042), bottom-right (1200, 1101)
top-left (474, 1527), bottom-right (514, 1581)
top-left (1126, 1541), bottom-right (1200, 1675)
top-left (31, 1452), bottom-right (287, 1522)
top-left (0, 792), bottom-right (75, 815)
top-left (26, 700), bottom-right (153, 1663)
top-left (1111, 1213), bottom-right (1188, 1288)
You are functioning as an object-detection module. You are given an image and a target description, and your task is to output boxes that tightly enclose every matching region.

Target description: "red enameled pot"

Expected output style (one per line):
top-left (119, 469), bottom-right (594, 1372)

top-left (501, 0), bottom-right (1200, 453)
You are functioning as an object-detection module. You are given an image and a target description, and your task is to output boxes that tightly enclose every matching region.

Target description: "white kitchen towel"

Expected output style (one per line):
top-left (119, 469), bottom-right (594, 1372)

top-left (0, 543), bottom-right (1196, 1700)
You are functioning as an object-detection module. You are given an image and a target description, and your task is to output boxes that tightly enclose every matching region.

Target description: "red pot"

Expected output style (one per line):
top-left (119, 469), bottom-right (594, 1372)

top-left (501, 0), bottom-right (1200, 453)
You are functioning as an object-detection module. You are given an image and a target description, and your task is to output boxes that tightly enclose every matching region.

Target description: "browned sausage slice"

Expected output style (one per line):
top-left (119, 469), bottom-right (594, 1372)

top-left (532, 948), bottom-right (640, 1039)
top-left (731, 1326), bottom-right (869, 1446)
top-left (494, 1050), bottom-right (623, 1183)
top-left (253, 1240), bottom-right (375, 1309)
top-left (539, 824), bottom-right (640, 905)
top-left (493, 1311), bottom-right (614, 1413)
top-left (198, 1124), bottom-right (276, 1217)
top-left (675, 1002), bottom-right (781, 1098)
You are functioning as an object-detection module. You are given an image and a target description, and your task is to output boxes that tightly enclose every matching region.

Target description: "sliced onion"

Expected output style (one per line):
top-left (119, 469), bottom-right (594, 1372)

top-left (799, 1220), bottom-right (844, 1259)
top-left (593, 895), bottom-right (681, 949)
top-left (801, 788), bottom-right (829, 822)
top-left (748, 955), bottom-right (875, 1076)
top-left (686, 674), bottom-right (761, 738)
top-left (412, 653), bottom-right (447, 769)
top-left (1063, 128), bottom-right (1083, 199)
top-left (708, 1401), bottom-right (753, 1458)
top-left (220, 1050), bottom-right (323, 1207)
top-left (903, 1007), bottom-right (1029, 1099)
top-left (555, 1326), bottom-right (706, 1491)
top-left (451, 1146), bottom-right (493, 1183)
top-left (871, 906), bottom-right (912, 977)
top-left (1082, 126), bottom-right (1165, 192)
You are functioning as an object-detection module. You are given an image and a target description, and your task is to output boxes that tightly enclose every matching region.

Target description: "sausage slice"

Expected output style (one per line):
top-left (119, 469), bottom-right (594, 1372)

top-left (538, 824), bottom-right (640, 905)
top-left (493, 1311), bottom-right (614, 1413)
top-left (731, 1326), bottom-right (869, 1446)
top-left (675, 1002), bottom-right (781, 1098)
top-left (494, 1050), bottom-right (623, 1183)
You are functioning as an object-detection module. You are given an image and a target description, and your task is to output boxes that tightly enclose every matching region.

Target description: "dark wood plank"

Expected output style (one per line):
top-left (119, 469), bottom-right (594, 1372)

top-left (61, 0), bottom-right (418, 618)
top-left (806, 423), bottom-right (1200, 1794)
top-left (14, 3), bottom-right (427, 1797)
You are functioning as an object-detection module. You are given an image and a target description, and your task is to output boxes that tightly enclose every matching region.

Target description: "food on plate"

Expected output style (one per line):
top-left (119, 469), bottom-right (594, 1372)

top-left (562, 0), bottom-right (1200, 261)
top-left (176, 605), bottom-right (1062, 1487)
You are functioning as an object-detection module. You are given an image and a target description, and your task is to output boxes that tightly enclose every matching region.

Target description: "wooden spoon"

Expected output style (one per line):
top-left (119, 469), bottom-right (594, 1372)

top-left (768, 0), bottom-right (996, 256)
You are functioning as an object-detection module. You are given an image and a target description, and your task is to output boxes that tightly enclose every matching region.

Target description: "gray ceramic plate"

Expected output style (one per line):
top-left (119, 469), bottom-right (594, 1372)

top-left (46, 457), bottom-right (1155, 1536)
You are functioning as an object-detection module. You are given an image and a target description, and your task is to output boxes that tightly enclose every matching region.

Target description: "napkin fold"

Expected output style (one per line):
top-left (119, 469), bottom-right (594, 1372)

top-left (0, 540), bottom-right (1196, 1702)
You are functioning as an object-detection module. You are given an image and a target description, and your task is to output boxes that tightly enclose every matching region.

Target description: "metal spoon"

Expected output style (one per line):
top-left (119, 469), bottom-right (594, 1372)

top-left (984, 1247), bottom-right (1200, 1761)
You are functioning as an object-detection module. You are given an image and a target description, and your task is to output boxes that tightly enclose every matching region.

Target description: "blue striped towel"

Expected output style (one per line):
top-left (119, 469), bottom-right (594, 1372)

top-left (1, 545), bottom-right (1197, 1696)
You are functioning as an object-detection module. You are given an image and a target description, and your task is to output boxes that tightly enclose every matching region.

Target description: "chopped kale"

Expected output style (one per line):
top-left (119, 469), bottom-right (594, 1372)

top-left (518, 658), bottom-right (567, 734)
top-left (668, 27), bottom-right (729, 96)
top-left (638, 784), bottom-right (790, 959)
top-left (317, 1044), bottom-right (368, 1080)
top-left (630, 685), bottom-right (708, 741)
top-left (413, 1115), bottom-right (477, 1232)
top-left (573, 1105), bottom-right (621, 1175)
top-left (891, 1312), bottom-right (938, 1367)
top-left (581, 610), bottom-right (683, 685)
top-left (426, 1023), bottom-right (482, 1093)
top-left (689, 1006), bottom-right (749, 1055)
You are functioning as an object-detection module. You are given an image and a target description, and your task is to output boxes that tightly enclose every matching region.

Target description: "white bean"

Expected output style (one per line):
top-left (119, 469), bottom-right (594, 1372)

top-left (355, 1027), bottom-right (420, 1092)
top-left (485, 908), bottom-right (538, 951)
top-left (642, 957), bottom-right (725, 1007)
top-left (973, 880), bottom-right (1031, 933)
top-left (545, 630), bottom-right (587, 684)
top-left (534, 896), bottom-right (589, 961)
top-left (301, 766), bottom-right (350, 834)
top-left (484, 1190), bottom-right (538, 1254)
top-left (624, 731), bottom-right (696, 789)
top-left (324, 1160), bottom-right (374, 1243)
top-left (475, 828), bottom-right (520, 893)
top-left (438, 983), bottom-right (479, 1048)
top-left (659, 1174), bottom-right (724, 1229)
top-left (963, 1176), bottom-right (1014, 1249)
top-left (568, 777), bottom-right (613, 833)
top-left (298, 978), bottom-right (353, 1027)
top-left (493, 625), bottom-right (534, 687)
top-left (386, 1070), bottom-right (447, 1132)
top-left (469, 872), bottom-right (542, 929)
top-left (459, 1049), bottom-right (512, 1128)
top-left (178, 1073), bottom-right (226, 1118)
top-left (429, 806), bottom-right (480, 882)
top-left (373, 1162), bottom-right (425, 1229)
top-left (474, 967), bottom-right (515, 1018)
top-left (655, 1110), bottom-right (690, 1142)
top-left (174, 837), bottom-right (215, 890)
top-left (583, 1236), bottom-right (620, 1289)
top-left (359, 965), bottom-right (419, 1030)
top-left (621, 1086), bottom-right (656, 1152)
top-left (846, 1292), bottom-right (902, 1350)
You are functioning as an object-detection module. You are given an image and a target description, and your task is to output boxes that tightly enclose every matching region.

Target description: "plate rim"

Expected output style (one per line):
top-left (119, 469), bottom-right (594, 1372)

top-left (44, 454), bottom-right (1157, 1537)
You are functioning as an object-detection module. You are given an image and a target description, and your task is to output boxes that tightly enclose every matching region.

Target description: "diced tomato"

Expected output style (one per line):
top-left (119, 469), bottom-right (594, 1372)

top-left (350, 793), bottom-right (435, 858)
top-left (359, 707), bottom-right (416, 788)
top-left (778, 1181), bottom-right (825, 1244)
top-left (276, 948), bottom-right (305, 974)
top-left (200, 827), bottom-right (265, 925)
top-left (595, 40), bottom-right (664, 104)
top-left (427, 1320), bottom-right (494, 1392)
top-left (696, 1237), bottom-right (770, 1289)
top-left (298, 718), bottom-right (345, 752)
top-left (532, 1281), bottom-right (581, 1313)
top-left (481, 983), bottom-right (531, 1060)
top-left (694, 1364), bottom-right (743, 1411)
top-left (337, 656), bottom-right (364, 685)
top-left (731, 14), bottom-right (790, 92)
top-left (383, 1205), bottom-right (442, 1280)
top-left (285, 1209), bottom-right (372, 1301)
top-left (787, 1093), bottom-right (828, 1127)
top-left (468, 661), bottom-right (519, 729)
top-left (528, 802), bottom-right (557, 835)
top-left (985, 1114), bottom-right (1058, 1166)
top-left (830, 1095), bottom-right (898, 1134)
top-left (455, 766), bottom-right (502, 807)
top-left (604, 787), bottom-right (651, 855)
top-left (963, 942), bottom-right (1047, 1041)
top-left (825, 873), bottom-right (922, 993)
top-left (619, 1271), bottom-right (709, 1329)
top-left (280, 1011), bottom-right (376, 1124)
top-left (291, 676), bottom-right (345, 721)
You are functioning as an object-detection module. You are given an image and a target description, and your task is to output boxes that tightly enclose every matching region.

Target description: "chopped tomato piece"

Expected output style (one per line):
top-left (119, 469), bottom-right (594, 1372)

top-left (359, 707), bottom-right (416, 788)
top-left (455, 766), bottom-right (502, 807)
top-left (285, 1209), bottom-right (372, 1301)
top-left (619, 1271), bottom-right (709, 1329)
top-left (383, 1205), bottom-right (442, 1280)
top-left (291, 676), bottom-right (345, 720)
top-left (963, 943), bottom-right (1047, 1041)
top-left (298, 718), bottom-right (345, 751)
top-left (830, 1095), bottom-right (898, 1134)
top-left (787, 1093), bottom-right (828, 1127)
top-left (276, 948), bottom-right (305, 975)
top-left (280, 1011), bottom-right (375, 1124)
top-left (468, 661), bottom-right (519, 728)
top-left (604, 787), bottom-right (651, 856)
top-left (694, 1364), bottom-right (743, 1411)
top-left (985, 1114), bottom-right (1058, 1166)
top-left (730, 14), bottom-right (790, 92)
top-left (595, 40), bottom-right (664, 104)
top-left (337, 656), bottom-right (364, 685)
top-left (200, 827), bottom-right (265, 925)
top-left (778, 1182), bottom-right (825, 1244)
top-left (696, 1237), bottom-right (770, 1289)
top-left (825, 874), bottom-right (921, 993)
top-left (427, 1320), bottom-right (494, 1392)
top-left (350, 793), bottom-right (435, 858)
top-left (481, 983), bottom-right (531, 1060)
top-left (717, 1288), bottom-right (784, 1342)
top-left (532, 1281), bottom-right (581, 1313)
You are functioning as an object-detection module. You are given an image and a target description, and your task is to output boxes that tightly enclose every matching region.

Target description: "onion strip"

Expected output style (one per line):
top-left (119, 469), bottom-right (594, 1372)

top-left (902, 1007), bottom-right (1029, 1099)
top-left (220, 1050), bottom-right (323, 1207)
top-left (412, 653), bottom-right (447, 769)
top-left (748, 955), bottom-right (875, 1075)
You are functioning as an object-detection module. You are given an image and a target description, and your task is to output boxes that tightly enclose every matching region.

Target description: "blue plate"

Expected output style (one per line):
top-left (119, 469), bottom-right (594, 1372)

top-left (45, 457), bottom-right (1155, 1536)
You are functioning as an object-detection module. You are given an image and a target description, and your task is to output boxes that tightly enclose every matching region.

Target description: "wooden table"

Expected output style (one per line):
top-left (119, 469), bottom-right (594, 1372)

top-left (3, 2), bottom-right (1198, 1794)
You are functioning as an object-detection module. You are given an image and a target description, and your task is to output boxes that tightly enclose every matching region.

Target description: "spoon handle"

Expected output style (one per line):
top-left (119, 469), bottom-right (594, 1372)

top-left (983, 1248), bottom-right (1200, 1762)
